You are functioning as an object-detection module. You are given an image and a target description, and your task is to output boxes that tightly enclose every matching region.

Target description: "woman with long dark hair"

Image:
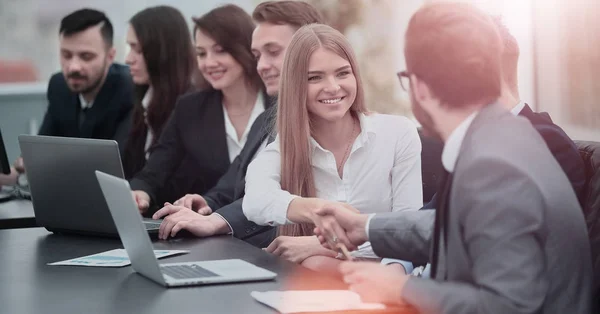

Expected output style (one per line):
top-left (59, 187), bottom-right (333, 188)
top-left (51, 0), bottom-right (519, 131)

top-left (123, 5), bottom-right (197, 178)
top-left (129, 4), bottom-right (271, 215)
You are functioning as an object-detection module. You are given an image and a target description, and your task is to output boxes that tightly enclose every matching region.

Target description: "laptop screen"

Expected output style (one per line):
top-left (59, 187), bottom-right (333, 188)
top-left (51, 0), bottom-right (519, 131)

top-left (0, 129), bottom-right (11, 175)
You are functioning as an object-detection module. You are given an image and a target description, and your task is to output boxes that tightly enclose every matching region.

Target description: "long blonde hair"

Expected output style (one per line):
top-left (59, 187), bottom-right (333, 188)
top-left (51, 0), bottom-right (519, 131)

top-left (277, 24), bottom-right (367, 236)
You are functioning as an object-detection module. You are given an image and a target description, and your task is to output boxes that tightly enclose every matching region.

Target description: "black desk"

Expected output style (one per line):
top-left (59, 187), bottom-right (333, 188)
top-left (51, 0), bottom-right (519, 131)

top-left (0, 228), bottom-right (367, 314)
top-left (0, 199), bottom-right (36, 229)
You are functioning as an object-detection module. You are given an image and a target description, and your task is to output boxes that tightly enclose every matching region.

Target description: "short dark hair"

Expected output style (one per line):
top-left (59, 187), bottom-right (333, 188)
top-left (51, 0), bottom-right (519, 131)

top-left (492, 16), bottom-right (520, 90)
top-left (192, 4), bottom-right (262, 91)
top-left (59, 8), bottom-right (113, 47)
top-left (252, 1), bottom-right (324, 29)
top-left (405, 2), bottom-right (502, 108)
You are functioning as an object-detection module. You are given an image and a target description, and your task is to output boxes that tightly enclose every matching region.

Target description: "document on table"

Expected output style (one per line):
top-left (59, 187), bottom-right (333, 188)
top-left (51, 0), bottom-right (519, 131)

top-left (251, 290), bottom-right (386, 313)
top-left (48, 249), bottom-right (189, 267)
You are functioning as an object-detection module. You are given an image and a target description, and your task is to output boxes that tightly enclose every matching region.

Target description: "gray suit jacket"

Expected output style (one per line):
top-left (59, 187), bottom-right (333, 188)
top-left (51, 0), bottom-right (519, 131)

top-left (369, 103), bottom-right (593, 314)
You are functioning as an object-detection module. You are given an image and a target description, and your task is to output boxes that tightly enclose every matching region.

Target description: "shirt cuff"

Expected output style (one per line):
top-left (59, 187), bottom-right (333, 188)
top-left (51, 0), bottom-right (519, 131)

top-left (211, 213), bottom-right (233, 235)
top-left (381, 258), bottom-right (414, 274)
top-left (272, 195), bottom-right (298, 226)
top-left (364, 213), bottom-right (376, 241)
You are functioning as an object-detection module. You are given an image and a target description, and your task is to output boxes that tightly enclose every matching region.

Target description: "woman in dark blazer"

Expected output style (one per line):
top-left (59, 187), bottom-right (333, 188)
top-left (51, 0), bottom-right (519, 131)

top-left (122, 6), bottom-right (198, 179)
top-left (130, 4), bottom-right (272, 214)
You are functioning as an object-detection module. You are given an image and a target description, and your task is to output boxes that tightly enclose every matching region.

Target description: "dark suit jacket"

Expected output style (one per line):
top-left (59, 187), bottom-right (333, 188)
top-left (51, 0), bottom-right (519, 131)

top-left (129, 89), bottom-right (274, 214)
top-left (121, 86), bottom-right (197, 180)
top-left (38, 63), bottom-right (133, 155)
top-left (519, 104), bottom-right (586, 206)
top-left (202, 105), bottom-right (277, 247)
top-left (423, 103), bottom-right (586, 209)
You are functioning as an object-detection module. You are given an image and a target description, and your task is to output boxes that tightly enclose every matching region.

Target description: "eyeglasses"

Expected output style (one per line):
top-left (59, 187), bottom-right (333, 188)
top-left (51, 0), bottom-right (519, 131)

top-left (397, 70), bottom-right (411, 92)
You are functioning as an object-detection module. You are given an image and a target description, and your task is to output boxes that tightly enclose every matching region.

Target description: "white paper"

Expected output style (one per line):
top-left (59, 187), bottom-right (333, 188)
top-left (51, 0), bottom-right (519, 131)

top-left (251, 290), bottom-right (385, 313)
top-left (48, 249), bottom-right (189, 267)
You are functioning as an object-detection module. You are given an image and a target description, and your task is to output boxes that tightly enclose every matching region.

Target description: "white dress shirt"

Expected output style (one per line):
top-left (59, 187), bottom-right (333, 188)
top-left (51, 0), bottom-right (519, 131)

top-left (510, 100), bottom-right (526, 116)
top-left (441, 111), bottom-right (478, 173)
top-left (78, 94), bottom-right (93, 109)
top-left (142, 88), bottom-right (153, 159)
top-left (243, 113), bottom-right (423, 256)
top-left (222, 93), bottom-right (264, 162)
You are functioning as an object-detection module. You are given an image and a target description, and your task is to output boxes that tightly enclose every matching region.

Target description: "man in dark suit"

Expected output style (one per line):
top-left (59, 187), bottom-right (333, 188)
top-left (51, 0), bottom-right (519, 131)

top-left (493, 16), bottom-right (585, 206)
top-left (147, 1), bottom-right (324, 247)
top-left (39, 9), bottom-right (133, 150)
top-left (3, 9), bottom-right (133, 185)
top-left (310, 3), bottom-right (592, 313)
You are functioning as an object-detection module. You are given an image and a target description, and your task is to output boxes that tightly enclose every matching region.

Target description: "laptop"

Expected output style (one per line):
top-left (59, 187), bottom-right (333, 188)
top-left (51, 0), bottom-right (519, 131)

top-left (18, 135), bottom-right (160, 236)
top-left (95, 170), bottom-right (277, 287)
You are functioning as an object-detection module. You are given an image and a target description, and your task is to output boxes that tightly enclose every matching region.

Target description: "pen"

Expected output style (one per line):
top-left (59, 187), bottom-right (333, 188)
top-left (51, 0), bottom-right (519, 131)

top-left (336, 243), bottom-right (354, 261)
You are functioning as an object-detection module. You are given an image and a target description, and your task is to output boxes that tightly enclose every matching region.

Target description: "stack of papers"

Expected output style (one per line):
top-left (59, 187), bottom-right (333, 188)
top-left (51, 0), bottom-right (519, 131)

top-left (251, 290), bottom-right (385, 313)
top-left (48, 249), bottom-right (189, 267)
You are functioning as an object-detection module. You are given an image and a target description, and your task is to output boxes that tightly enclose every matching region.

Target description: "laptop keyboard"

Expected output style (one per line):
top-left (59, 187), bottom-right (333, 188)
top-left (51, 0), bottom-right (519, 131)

top-left (142, 219), bottom-right (162, 229)
top-left (143, 222), bottom-right (161, 229)
top-left (161, 264), bottom-right (219, 279)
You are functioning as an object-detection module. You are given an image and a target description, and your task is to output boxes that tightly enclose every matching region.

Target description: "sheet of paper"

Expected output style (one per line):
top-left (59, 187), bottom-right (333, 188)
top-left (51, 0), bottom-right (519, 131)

top-left (251, 290), bottom-right (385, 313)
top-left (48, 249), bottom-right (189, 267)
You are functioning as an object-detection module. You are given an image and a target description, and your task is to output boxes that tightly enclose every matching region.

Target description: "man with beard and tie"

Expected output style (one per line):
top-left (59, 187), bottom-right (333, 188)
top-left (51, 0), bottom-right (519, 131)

top-left (7, 9), bottom-right (133, 181)
top-left (42, 9), bottom-right (132, 146)
top-left (303, 2), bottom-right (592, 313)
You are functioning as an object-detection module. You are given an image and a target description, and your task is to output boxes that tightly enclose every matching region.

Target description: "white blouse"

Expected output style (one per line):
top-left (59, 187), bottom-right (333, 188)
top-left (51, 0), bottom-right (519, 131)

top-left (142, 88), bottom-right (153, 160)
top-left (242, 113), bottom-right (423, 256)
top-left (222, 93), bottom-right (264, 162)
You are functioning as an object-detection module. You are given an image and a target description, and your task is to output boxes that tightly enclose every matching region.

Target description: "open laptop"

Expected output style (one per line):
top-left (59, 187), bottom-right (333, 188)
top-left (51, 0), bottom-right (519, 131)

top-left (95, 170), bottom-right (277, 287)
top-left (18, 135), bottom-right (160, 236)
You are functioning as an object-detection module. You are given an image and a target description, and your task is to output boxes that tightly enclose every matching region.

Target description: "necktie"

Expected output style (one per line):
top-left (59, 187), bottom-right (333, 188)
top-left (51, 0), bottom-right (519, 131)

top-left (78, 107), bottom-right (88, 133)
top-left (430, 170), bottom-right (453, 279)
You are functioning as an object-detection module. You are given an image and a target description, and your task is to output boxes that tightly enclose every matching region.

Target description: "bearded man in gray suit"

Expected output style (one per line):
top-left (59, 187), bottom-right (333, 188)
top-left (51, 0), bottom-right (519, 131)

top-left (306, 2), bottom-right (593, 313)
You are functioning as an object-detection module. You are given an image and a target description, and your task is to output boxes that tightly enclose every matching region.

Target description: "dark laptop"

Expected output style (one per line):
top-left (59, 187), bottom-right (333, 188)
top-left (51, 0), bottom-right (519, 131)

top-left (18, 135), bottom-right (160, 236)
top-left (0, 129), bottom-right (10, 176)
top-left (0, 128), bottom-right (15, 202)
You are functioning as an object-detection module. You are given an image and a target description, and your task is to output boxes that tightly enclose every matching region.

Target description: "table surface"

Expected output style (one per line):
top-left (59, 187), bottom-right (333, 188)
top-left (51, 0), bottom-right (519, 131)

top-left (0, 228), bottom-right (412, 314)
top-left (0, 198), bottom-right (36, 228)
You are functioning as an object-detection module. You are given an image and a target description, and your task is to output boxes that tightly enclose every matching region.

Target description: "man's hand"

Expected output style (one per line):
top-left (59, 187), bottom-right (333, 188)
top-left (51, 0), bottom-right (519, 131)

top-left (132, 190), bottom-right (151, 214)
top-left (340, 262), bottom-right (410, 305)
top-left (265, 235), bottom-right (337, 264)
top-left (172, 194), bottom-right (212, 215)
top-left (153, 204), bottom-right (230, 240)
top-left (13, 157), bottom-right (25, 173)
top-left (312, 202), bottom-right (369, 251)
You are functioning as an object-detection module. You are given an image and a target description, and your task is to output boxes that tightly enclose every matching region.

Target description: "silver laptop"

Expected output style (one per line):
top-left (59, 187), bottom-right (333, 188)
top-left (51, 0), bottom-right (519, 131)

top-left (18, 135), bottom-right (160, 236)
top-left (95, 170), bottom-right (277, 287)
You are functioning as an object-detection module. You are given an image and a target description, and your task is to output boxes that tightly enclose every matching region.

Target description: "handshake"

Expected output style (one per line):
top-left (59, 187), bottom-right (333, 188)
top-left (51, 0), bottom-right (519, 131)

top-left (310, 201), bottom-right (371, 253)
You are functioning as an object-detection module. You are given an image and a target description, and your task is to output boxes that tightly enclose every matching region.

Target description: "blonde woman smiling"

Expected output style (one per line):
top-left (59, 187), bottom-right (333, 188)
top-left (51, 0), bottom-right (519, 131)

top-left (243, 24), bottom-right (422, 271)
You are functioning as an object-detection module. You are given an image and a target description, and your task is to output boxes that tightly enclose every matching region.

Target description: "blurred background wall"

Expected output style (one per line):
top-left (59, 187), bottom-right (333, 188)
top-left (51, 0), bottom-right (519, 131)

top-left (0, 0), bottom-right (597, 161)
